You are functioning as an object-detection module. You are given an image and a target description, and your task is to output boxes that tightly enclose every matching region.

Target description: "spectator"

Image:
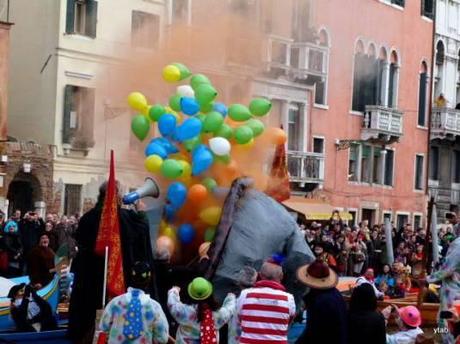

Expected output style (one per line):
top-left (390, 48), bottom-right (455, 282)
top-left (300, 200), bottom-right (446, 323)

top-left (100, 262), bottom-right (169, 344)
top-left (3, 220), bottom-right (23, 277)
top-left (168, 277), bottom-right (235, 343)
top-left (20, 212), bottom-right (44, 261)
top-left (313, 243), bottom-right (337, 269)
top-left (236, 262), bottom-right (295, 344)
top-left (348, 283), bottom-right (386, 344)
top-left (296, 258), bottom-right (347, 344)
top-left (356, 268), bottom-right (384, 299)
top-left (8, 283), bottom-right (57, 332)
top-left (27, 234), bottom-right (55, 289)
top-left (382, 305), bottom-right (423, 344)
top-left (375, 264), bottom-right (395, 295)
top-left (43, 221), bottom-right (59, 252)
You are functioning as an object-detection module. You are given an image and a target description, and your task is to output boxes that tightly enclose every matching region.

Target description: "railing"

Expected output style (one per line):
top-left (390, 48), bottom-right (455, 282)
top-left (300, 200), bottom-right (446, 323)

top-left (362, 105), bottom-right (403, 140)
top-left (265, 35), bottom-right (328, 79)
top-left (429, 186), bottom-right (460, 205)
top-left (287, 151), bottom-right (325, 183)
top-left (431, 107), bottom-right (460, 138)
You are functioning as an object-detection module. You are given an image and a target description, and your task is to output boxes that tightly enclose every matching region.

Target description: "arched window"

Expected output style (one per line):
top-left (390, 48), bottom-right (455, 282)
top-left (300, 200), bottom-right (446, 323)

top-left (387, 51), bottom-right (399, 108)
top-left (314, 29), bottom-right (329, 105)
top-left (319, 29), bottom-right (329, 47)
top-left (436, 41), bottom-right (445, 65)
top-left (418, 61), bottom-right (429, 126)
top-left (352, 41), bottom-right (388, 111)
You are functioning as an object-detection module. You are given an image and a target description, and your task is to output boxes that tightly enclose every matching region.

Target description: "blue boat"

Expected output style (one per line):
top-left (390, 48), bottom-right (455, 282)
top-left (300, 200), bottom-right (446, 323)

top-left (0, 274), bottom-right (60, 332)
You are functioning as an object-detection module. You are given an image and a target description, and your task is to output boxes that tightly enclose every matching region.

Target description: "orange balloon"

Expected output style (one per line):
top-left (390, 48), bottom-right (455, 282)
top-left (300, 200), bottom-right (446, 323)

top-left (188, 184), bottom-right (208, 203)
top-left (267, 127), bottom-right (287, 145)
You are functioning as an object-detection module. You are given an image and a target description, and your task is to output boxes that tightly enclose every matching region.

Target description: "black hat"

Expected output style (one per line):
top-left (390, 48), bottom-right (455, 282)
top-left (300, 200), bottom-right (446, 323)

top-left (7, 283), bottom-right (25, 299)
top-left (131, 261), bottom-right (151, 280)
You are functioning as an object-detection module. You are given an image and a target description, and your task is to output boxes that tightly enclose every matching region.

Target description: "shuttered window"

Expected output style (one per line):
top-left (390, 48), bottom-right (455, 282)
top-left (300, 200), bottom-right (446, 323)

top-left (65, 0), bottom-right (98, 38)
top-left (64, 184), bottom-right (82, 216)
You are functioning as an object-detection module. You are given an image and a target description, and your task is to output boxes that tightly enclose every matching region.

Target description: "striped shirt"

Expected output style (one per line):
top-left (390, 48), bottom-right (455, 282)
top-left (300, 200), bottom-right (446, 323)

top-left (236, 280), bottom-right (296, 344)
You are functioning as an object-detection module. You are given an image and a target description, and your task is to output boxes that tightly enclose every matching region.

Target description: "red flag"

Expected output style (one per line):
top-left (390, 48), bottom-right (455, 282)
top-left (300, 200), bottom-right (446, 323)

top-left (95, 150), bottom-right (125, 297)
top-left (265, 142), bottom-right (290, 202)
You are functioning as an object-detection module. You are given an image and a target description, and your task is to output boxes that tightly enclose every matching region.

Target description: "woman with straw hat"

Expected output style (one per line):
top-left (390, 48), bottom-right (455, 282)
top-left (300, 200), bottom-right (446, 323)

top-left (295, 258), bottom-right (348, 344)
top-left (167, 277), bottom-right (235, 344)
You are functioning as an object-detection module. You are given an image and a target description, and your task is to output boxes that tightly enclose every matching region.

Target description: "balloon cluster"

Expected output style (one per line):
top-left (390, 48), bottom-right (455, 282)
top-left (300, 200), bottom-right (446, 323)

top-left (128, 63), bottom-right (286, 254)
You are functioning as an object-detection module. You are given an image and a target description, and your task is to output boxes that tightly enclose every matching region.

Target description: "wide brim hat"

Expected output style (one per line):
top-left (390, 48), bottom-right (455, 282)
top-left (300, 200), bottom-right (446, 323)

top-left (297, 259), bottom-right (338, 289)
top-left (7, 283), bottom-right (25, 299)
top-left (398, 306), bottom-right (421, 327)
top-left (188, 277), bottom-right (213, 301)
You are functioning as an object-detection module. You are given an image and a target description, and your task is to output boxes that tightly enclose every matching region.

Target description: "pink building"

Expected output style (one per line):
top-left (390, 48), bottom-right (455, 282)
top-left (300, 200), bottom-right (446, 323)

top-left (296, 0), bottom-right (434, 228)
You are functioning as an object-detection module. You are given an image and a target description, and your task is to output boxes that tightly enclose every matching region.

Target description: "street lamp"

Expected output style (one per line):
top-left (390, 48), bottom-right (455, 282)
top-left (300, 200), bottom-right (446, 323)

top-left (23, 161), bottom-right (31, 173)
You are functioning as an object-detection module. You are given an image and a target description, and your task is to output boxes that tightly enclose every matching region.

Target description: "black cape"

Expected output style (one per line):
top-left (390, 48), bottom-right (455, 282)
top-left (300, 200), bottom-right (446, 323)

top-left (67, 206), bottom-right (154, 341)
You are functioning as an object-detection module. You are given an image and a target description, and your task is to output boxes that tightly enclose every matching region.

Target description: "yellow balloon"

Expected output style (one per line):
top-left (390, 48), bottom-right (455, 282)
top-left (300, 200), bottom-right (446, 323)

top-left (128, 92), bottom-right (148, 111)
top-left (162, 226), bottom-right (177, 240)
top-left (142, 105), bottom-right (152, 117)
top-left (145, 155), bottom-right (163, 173)
top-left (160, 220), bottom-right (168, 231)
top-left (199, 206), bottom-right (222, 226)
top-left (162, 65), bottom-right (181, 83)
top-left (178, 160), bottom-right (192, 178)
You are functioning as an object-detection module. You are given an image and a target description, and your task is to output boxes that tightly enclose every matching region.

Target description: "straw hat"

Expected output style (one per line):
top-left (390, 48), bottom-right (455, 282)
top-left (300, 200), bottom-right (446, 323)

top-left (188, 277), bottom-right (213, 301)
top-left (297, 258), bottom-right (338, 289)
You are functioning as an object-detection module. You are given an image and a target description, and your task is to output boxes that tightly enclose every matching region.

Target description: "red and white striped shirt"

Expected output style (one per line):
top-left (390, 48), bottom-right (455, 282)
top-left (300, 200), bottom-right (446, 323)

top-left (237, 280), bottom-right (296, 344)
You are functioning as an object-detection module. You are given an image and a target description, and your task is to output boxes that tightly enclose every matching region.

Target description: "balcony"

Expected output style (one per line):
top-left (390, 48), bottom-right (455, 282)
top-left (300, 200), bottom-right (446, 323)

top-left (287, 151), bottom-right (325, 184)
top-left (361, 105), bottom-right (403, 144)
top-left (429, 185), bottom-right (460, 212)
top-left (264, 35), bottom-right (328, 83)
top-left (431, 107), bottom-right (460, 140)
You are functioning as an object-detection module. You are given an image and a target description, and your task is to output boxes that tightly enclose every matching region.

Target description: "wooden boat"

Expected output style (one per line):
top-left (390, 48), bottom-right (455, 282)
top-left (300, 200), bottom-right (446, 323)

top-left (0, 274), bottom-right (60, 332)
top-left (339, 277), bottom-right (440, 327)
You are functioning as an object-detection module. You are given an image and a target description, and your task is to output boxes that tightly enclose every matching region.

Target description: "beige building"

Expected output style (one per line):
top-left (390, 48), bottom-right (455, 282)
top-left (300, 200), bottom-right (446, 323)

top-left (8, 0), bottom-right (168, 215)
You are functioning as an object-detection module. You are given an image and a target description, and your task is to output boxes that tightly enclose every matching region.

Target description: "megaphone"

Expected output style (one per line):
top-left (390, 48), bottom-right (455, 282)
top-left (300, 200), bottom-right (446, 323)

top-left (123, 178), bottom-right (160, 204)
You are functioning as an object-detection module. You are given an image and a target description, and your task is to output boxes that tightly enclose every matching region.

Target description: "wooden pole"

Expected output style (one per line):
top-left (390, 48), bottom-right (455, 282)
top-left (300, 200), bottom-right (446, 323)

top-left (102, 246), bottom-right (109, 308)
top-left (417, 197), bottom-right (435, 308)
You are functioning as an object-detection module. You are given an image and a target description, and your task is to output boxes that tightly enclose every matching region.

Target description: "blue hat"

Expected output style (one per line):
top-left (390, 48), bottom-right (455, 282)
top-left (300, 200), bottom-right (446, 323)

top-left (4, 221), bottom-right (18, 233)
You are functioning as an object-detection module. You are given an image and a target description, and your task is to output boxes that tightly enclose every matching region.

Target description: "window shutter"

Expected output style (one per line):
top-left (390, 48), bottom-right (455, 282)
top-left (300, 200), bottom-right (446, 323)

top-left (63, 85), bottom-right (73, 144)
top-left (86, 0), bottom-right (98, 38)
top-left (66, 0), bottom-right (76, 34)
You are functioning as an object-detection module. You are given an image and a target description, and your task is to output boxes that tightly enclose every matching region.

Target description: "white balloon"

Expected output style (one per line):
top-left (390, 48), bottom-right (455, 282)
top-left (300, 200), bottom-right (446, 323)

top-left (177, 85), bottom-right (195, 98)
top-left (209, 137), bottom-right (231, 156)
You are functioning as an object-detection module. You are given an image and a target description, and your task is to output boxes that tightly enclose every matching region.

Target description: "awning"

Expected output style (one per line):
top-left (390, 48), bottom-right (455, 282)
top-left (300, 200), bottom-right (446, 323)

top-left (282, 197), bottom-right (353, 221)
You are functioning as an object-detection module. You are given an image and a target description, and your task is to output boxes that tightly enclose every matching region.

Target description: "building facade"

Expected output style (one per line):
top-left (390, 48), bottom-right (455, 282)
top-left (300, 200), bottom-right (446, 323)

top-left (302, 0), bottom-right (434, 228)
top-left (429, 0), bottom-right (460, 221)
top-left (8, 0), bottom-right (167, 214)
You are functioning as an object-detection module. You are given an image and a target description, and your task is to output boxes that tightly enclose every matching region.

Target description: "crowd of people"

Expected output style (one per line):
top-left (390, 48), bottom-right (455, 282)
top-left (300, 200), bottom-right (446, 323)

top-left (0, 210), bottom-right (78, 287)
top-left (300, 210), bottom-right (458, 300)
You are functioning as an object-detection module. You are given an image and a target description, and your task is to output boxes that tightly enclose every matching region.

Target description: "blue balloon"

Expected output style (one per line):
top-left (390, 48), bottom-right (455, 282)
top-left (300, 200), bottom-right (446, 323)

top-left (192, 146), bottom-right (214, 175)
top-left (176, 117), bottom-right (202, 141)
top-left (151, 137), bottom-right (179, 154)
top-left (180, 97), bottom-right (200, 116)
top-left (158, 114), bottom-right (177, 137)
top-left (213, 102), bottom-right (228, 117)
top-left (178, 223), bottom-right (196, 244)
top-left (164, 204), bottom-right (177, 221)
top-left (144, 142), bottom-right (167, 158)
top-left (167, 182), bottom-right (188, 209)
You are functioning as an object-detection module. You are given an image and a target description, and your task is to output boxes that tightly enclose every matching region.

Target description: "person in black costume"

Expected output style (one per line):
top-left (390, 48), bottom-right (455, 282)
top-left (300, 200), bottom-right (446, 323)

top-left (67, 181), bottom-right (155, 344)
top-left (8, 283), bottom-right (57, 332)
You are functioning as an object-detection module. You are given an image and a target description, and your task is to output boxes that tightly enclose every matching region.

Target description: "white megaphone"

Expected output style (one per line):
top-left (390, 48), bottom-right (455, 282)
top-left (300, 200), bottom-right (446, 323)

top-left (122, 177), bottom-right (160, 204)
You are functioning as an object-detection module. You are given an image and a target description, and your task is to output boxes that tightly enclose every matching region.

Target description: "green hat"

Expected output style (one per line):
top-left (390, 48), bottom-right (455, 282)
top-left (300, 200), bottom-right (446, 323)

top-left (187, 277), bottom-right (213, 301)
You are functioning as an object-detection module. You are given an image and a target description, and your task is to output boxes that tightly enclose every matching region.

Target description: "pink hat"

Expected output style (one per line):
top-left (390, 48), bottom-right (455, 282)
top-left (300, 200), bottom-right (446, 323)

top-left (398, 306), bottom-right (421, 328)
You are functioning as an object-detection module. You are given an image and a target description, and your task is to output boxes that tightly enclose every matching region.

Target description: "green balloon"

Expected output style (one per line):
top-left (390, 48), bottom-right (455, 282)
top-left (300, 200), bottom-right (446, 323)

top-left (149, 104), bottom-right (165, 122)
top-left (200, 102), bottom-right (214, 114)
top-left (131, 115), bottom-right (150, 141)
top-left (184, 136), bottom-right (201, 152)
top-left (204, 227), bottom-right (216, 242)
top-left (195, 84), bottom-right (217, 106)
top-left (203, 111), bottom-right (224, 133)
top-left (228, 104), bottom-right (251, 122)
top-left (172, 62), bottom-right (191, 80)
top-left (249, 98), bottom-right (272, 117)
top-left (214, 154), bottom-right (230, 164)
top-left (161, 159), bottom-right (183, 179)
top-left (196, 113), bottom-right (207, 123)
top-left (214, 123), bottom-right (233, 139)
top-left (191, 74), bottom-right (211, 90)
top-left (234, 125), bottom-right (254, 144)
top-left (169, 94), bottom-right (182, 112)
top-left (246, 118), bottom-right (265, 137)
top-left (202, 177), bottom-right (217, 191)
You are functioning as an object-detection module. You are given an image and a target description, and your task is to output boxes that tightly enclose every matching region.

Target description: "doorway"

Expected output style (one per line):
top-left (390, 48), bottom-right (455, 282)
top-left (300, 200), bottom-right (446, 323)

top-left (361, 208), bottom-right (376, 226)
top-left (7, 172), bottom-right (42, 216)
